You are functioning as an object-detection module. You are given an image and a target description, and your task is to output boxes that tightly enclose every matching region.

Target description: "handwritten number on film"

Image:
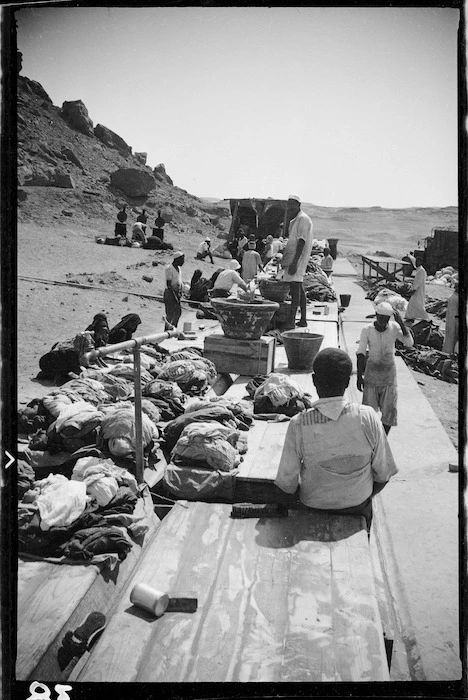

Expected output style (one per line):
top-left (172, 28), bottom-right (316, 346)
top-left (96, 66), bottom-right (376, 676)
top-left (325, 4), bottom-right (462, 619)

top-left (27, 682), bottom-right (72, 700)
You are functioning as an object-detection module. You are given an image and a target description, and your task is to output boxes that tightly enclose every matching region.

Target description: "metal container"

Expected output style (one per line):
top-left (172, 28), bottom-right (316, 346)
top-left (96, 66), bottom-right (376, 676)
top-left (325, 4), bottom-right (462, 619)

top-left (130, 583), bottom-right (169, 617)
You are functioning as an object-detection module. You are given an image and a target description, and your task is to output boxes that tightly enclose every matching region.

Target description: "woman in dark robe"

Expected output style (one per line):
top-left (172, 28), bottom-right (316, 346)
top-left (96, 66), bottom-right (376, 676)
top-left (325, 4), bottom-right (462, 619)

top-left (108, 314), bottom-right (142, 344)
top-left (86, 313), bottom-right (109, 348)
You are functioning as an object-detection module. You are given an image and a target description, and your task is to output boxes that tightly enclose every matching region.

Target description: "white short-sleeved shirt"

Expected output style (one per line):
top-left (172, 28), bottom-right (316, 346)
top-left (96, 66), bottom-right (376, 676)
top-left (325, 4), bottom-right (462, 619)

top-left (165, 263), bottom-right (182, 292)
top-left (357, 321), bottom-right (414, 385)
top-left (274, 397), bottom-right (398, 509)
top-left (213, 268), bottom-right (244, 291)
top-left (282, 210), bottom-right (314, 282)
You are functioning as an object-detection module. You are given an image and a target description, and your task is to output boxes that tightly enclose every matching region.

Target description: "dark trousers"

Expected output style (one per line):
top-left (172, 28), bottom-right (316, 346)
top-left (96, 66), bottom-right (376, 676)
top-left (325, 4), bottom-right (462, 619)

top-left (304, 497), bottom-right (373, 533)
top-left (289, 281), bottom-right (307, 325)
top-left (196, 251), bottom-right (214, 264)
top-left (163, 288), bottom-right (181, 327)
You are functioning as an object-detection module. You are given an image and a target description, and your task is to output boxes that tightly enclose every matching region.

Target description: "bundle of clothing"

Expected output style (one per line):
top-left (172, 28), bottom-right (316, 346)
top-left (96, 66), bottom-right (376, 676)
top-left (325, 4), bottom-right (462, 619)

top-left (251, 374), bottom-right (315, 416)
top-left (188, 269), bottom-right (222, 304)
top-left (409, 320), bottom-right (444, 351)
top-left (155, 351), bottom-right (217, 396)
top-left (373, 288), bottom-right (408, 315)
top-left (303, 261), bottom-right (337, 302)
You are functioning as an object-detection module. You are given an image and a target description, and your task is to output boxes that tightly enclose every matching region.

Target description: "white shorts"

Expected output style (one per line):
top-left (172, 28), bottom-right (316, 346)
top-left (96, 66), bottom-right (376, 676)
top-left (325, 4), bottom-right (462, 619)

top-left (362, 384), bottom-right (398, 427)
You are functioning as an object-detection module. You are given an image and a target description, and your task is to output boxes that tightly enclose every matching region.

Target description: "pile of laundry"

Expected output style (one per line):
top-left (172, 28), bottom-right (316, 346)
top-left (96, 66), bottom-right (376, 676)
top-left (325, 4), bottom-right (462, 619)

top-left (408, 320), bottom-right (445, 351)
top-left (17, 346), bottom-right (218, 563)
top-left (162, 396), bottom-right (254, 501)
top-left (427, 266), bottom-right (458, 287)
top-left (18, 456), bottom-right (145, 568)
top-left (395, 346), bottom-right (458, 383)
top-left (425, 298), bottom-right (448, 319)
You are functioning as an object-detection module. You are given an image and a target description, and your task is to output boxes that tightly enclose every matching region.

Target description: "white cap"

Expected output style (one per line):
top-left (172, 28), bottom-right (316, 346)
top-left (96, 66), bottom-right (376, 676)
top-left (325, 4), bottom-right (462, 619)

top-left (172, 250), bottom-right (184, 260)
top-left (229, 259), bottom-right (241, 270)
top-left (205, 237), bottom-right (211, 241)
top-left (375, 302), bottom-right (394, 316)
top-left (288, 194), bottom-right (301, 203)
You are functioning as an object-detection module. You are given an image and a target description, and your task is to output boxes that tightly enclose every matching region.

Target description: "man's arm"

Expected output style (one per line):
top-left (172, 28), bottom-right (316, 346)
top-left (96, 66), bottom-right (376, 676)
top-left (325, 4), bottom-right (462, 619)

top-left (233, 271), bottom-right (248, 291)
top-left (356, 327), bottom-right (368, 391)
top-left (287, 238), bottom-right (305, 276)
top-left (362, 408), bottom-right (398, 488)
top-left (274, 418), bottom-right (302, 494)
top-left (393, 311), bottom-right (414, 347)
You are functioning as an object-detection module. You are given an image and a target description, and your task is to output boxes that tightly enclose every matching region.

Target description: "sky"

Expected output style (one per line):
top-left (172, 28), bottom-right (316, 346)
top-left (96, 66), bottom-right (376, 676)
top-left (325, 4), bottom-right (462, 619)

top-left (16, 6), bottom-right (459, 208)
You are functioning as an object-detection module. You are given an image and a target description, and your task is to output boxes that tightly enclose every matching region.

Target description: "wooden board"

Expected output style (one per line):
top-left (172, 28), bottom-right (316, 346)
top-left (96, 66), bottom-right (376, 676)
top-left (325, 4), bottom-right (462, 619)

top-left (76, 502), bottom-right (389, 683)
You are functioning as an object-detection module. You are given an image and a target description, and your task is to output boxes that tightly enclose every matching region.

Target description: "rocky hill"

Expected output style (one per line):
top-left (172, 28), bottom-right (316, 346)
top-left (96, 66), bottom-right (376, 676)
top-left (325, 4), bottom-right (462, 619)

top-left (17, 74), bottom-right (231, 238)
top-left (17, 73), bottom-right (458, 258)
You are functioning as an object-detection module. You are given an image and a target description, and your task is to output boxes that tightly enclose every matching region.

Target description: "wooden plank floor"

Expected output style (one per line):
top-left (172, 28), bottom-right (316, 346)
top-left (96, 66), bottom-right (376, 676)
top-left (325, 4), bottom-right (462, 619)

top-left (16, 489), bottom-right (160, 681)
top-left (76, 501), bottom-right (389, 683)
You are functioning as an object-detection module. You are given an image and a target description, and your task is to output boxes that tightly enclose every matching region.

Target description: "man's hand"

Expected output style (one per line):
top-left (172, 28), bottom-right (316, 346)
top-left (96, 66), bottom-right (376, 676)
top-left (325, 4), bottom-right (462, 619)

top-left (357, 375), bottom-right (364, 392)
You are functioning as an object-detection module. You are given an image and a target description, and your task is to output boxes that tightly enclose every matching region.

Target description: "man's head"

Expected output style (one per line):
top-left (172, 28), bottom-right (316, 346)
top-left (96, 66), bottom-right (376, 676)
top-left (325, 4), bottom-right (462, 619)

top-left (323, 247), bottom-right (330, 256)
top-left (229, 259), bottom-right (241, 271)
top-left (288, 194), bottom-right (301, 218)
top-left (205, 237), bottom-right (211, 243)
top-left (374, 302), bottom-right (393, 331)
top-left (312, 348), bottom-right (353, 397)
top-left (248, 241), bottom-right (256, 250)
top-left (173, 251), bottom-right (185, 267)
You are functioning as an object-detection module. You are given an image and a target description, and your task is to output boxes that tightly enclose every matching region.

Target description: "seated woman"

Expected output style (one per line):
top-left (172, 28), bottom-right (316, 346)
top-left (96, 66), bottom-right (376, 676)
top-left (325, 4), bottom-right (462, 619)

top-left (108, 314), bottom-right (142, 344)
top-left (131, 222), bottom-right (147, 244)
top-left (85, 313), bottom-right (109, 348)
top-left (38, 314), bottom-right (110, 380)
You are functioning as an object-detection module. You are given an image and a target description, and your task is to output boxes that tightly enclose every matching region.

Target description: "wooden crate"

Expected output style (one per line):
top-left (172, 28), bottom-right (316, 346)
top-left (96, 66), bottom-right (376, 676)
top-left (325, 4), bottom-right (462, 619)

top-left (204, 334), bottom-right (276, 376)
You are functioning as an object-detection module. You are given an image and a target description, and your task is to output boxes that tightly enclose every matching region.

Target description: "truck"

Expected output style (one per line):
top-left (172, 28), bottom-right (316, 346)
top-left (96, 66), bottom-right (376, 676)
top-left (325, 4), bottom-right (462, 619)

top-left (414, 227), bottom-right (458, 274)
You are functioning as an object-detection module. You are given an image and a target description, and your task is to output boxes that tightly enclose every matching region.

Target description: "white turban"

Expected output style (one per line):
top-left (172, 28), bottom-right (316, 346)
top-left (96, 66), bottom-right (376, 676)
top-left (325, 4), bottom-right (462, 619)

top-left (375, 302), bottom-right (394, 317)
top-left (229, 260), bottom-right (241, 271)
top-left (288, 194), bottom-right (301, 203)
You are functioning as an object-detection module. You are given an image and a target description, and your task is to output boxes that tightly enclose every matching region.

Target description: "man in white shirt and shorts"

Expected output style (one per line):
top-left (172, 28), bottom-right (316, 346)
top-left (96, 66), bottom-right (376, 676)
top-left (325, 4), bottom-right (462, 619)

top-left (281, 195), bottom-right (314, 328)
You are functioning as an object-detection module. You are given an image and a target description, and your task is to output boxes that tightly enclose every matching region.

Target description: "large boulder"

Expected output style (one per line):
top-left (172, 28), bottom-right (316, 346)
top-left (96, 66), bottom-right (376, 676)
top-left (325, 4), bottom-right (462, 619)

top-left (22, 167), bottom-right (55, 187)
top-left (110, 168), bottom-right (156, 197)
top-left (153, 163), bottom-right (173, 186)
top-left (61, 100), bottom-right (94, 137)
top-left (94, 124), bottom-right (132, 155)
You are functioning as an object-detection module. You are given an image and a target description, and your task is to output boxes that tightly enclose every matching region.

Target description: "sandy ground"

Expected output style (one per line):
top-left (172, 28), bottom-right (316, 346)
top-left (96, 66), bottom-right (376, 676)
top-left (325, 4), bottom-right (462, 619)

top-left (17, 220), bottom-right (458, 451)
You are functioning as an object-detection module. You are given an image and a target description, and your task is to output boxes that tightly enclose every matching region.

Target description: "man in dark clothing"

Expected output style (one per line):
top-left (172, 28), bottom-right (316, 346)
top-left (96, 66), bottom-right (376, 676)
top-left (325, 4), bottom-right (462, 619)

top-left (137, 209), bottom-right (148, 233)
top-left (154, 210), bottom-right (166, 240)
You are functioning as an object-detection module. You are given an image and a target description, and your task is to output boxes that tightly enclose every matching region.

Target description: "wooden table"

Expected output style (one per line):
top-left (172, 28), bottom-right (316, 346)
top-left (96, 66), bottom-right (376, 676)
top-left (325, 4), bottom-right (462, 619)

top-left (361, 255), bottom-right (405, 283)
top-left (76, 501), bottom-right (389, 683)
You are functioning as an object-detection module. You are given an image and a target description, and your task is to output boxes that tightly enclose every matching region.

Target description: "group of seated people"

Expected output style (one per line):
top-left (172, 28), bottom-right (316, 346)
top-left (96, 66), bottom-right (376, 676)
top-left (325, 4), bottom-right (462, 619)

top-left (38, 313), bottom-right (142, 381)
top-left (112, 206), bottom-right (170, 249)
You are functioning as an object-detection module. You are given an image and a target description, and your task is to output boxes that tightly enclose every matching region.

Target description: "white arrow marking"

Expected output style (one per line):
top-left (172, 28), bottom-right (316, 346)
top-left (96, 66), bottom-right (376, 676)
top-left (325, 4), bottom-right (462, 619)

top-left (5, 451), bottom-right (14, 469)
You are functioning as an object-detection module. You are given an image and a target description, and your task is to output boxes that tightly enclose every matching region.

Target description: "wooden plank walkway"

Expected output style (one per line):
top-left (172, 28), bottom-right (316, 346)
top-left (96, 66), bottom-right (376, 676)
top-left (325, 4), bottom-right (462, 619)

top-left (76, 501), bottom-right (389, 683)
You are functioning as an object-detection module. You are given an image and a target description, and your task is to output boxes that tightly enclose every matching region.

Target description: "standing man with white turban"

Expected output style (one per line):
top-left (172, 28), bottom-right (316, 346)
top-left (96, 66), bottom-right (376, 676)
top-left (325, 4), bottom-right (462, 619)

top-left (281, 195), bottom-right (314, 328)
top-left (357, 302), bottom-right (414, 434)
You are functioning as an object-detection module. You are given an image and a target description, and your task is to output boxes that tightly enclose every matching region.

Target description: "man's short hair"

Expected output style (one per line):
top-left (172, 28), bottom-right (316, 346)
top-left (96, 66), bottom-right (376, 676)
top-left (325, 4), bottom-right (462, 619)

top-left (313, 348), bottom-right (352, 385)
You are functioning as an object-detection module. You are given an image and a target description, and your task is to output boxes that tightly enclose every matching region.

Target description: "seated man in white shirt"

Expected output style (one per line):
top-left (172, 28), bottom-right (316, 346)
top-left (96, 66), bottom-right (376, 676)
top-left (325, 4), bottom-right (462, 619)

top-left (274, 347), bottom-right (398, 530)
top-left (211, 259), bottom-right (248, 298)
top-left (196, 237), bottom-right (214, 264)
top-left (320, 247), bottom-right (334, 277)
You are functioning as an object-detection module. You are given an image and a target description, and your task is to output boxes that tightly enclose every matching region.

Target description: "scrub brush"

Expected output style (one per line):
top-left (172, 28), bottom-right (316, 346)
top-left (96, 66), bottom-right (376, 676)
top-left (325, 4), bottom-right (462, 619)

top-left (230, 503), bottom-right (288, 519)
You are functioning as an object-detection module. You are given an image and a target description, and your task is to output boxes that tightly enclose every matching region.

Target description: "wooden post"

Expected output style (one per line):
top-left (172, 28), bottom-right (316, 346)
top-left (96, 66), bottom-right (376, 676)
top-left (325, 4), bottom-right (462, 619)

top-left (133, 346), bottom-right (144, 484)
top-left (282, 202), bottom-right (288, 238)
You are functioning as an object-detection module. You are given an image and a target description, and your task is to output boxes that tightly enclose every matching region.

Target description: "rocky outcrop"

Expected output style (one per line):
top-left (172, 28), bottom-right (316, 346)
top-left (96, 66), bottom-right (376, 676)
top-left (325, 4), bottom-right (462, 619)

top-left (134, 152), bottom-right (147, 165)
top-left (19, 76), bottom-right (52, 103)
top-left (61, 146), bottom-right (84, 170)
top-left (20, 166), bottom-right (75, 188)
top-left (94, 124), bottom-right (132, 155)
top-left (61, 100), bottom-right (94, 137)
top-left (110, 168), bottom-right (156, 197)
top-left (153, 163), bottom-right (173, 186)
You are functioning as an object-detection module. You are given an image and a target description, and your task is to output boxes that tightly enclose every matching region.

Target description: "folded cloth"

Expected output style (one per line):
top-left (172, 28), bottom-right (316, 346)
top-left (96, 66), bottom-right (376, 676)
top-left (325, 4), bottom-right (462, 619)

top-left (185, 396), bottom-right (253, 427)
top-left (17, 460), bottom-right (36, 499)
top-left (35, 474), bottom-right (88, 530)
top-left (172, 421), bottom-right (242, 471)
top-left (164, 462), bottom-right (237, 500)
top-left (143, 378), bottom-right (184, 401)
top-left (72, 456), bottom-right (138, 493)
top-left (163, 405), bottom-right (238, 452)
top-left (54, 401), bottom-right (104, 436)
top-left (101, 406), bottom-right (157, 454)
